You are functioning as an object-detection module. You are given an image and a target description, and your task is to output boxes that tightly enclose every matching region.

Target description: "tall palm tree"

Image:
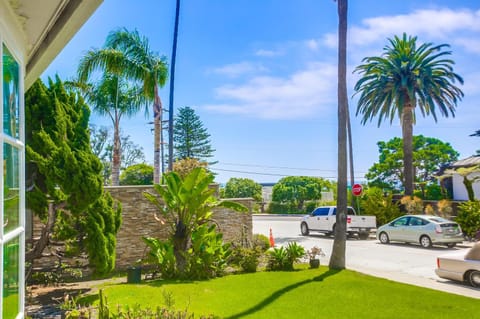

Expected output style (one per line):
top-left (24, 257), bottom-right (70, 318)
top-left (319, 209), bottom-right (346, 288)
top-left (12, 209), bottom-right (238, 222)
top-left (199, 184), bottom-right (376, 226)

top-left (329, 0), bottom-right (348, 270)
top-left (70, 75), bottom-right (145, 185)
top-left (354, 33), bottom-right (463, 195)
top-left (168, 0), bottom-right (181, 172)
top-left (78, 28), bottom-right (168, 184)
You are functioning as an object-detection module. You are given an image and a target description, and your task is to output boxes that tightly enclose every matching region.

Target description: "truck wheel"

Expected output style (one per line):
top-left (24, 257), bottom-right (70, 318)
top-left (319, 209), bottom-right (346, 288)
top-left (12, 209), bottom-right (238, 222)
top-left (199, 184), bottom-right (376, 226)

top-left (301, 222), bottom-right (309, 236)
top-left (358, 231), bottom-right (370, 240)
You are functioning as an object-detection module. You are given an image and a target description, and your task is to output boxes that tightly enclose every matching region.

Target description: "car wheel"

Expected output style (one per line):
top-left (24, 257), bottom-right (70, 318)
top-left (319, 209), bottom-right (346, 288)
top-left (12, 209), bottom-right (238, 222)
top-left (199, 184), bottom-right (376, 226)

top-left (446, 243), bottom-right (456, 248)
top-left (420, 235), bottom-right (432, 248)
top-left (467, 270), bottom-right (480, 288)
top-left (379, 232), bottom-right (389, 244)
top-left (300, 222), bottom-right (309, 236)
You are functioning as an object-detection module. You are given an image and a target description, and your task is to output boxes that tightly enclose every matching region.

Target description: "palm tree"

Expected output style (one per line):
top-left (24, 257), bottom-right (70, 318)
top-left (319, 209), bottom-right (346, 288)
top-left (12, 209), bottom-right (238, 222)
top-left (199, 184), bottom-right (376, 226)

top-left (168, 0), bottom-right (181, 171)
top-left (70, 75), bottom-right (145, 185)
top-left (354, 33), bottom-right (463, 195)
top-left (78, 28), bottom-right (168, 184)
top-left (329, 0), bottom-right (348, 270)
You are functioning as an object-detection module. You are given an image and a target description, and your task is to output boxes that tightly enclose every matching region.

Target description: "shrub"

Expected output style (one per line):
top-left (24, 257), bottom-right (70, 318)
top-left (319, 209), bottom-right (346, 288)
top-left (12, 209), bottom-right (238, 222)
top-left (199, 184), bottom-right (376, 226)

top-left (437, 199), bottom-right (453, 218)
top-left (359, 187), bottom-right (402, 226)
top-left (187, 224), bottom-right (231, 279)
top-left (267, 242), bottom-right (305, 271)
top-left (400, 196), bottom-right (424, 214)
top-left (142, 237), bottom-right (176, 279)
top-left (424, 204), bottom-right (434, 215)
top-left (230, 247), bottom-right (260, 273)
top-left (456, 200), bottom-right (480, 238)
top-left (252, 234), bottom-right (270, 252)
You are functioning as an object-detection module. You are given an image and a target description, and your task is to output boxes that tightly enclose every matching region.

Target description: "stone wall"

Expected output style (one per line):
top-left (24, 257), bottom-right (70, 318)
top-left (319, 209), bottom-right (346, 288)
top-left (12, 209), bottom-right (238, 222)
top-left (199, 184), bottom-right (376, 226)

top-left (29, 186), bottom-right (253, 274)
top-left (107, 185), bottom-right (253, 270)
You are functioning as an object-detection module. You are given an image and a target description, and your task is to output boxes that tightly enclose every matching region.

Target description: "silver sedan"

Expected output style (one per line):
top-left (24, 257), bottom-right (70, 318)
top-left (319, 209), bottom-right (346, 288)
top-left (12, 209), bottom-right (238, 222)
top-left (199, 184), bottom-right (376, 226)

top-left (436, 243), bottom-right (480, 287)
top-left (377, 215), bottom-right (464, 248)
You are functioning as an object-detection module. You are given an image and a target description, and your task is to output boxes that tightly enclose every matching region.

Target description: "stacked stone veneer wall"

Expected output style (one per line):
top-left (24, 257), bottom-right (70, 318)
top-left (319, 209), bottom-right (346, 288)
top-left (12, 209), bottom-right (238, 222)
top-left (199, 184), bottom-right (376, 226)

top-left (29, 185), bottom-right (253, 274)
top-left (107, 185), bottom-right (253, 270)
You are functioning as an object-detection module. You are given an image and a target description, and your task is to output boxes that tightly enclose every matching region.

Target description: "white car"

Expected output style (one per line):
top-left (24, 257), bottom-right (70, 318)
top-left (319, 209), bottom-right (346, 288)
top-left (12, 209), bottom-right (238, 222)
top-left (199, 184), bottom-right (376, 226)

top-left (436, 243), bottom-right (480, 287)
top-left (377, 215), bottom-right (464, 248)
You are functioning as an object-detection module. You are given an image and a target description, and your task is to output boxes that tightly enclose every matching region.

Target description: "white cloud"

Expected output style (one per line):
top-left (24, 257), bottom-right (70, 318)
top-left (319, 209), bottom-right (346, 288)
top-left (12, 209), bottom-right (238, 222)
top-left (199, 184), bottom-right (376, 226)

top-left (324, 8), bottom-right (480, 50)
top-left (208, 62), bottom-right (267, 78)
top-left (203, 62), bottom-right (337, 120)
top-left (255, 49), bottom-right (283, 57)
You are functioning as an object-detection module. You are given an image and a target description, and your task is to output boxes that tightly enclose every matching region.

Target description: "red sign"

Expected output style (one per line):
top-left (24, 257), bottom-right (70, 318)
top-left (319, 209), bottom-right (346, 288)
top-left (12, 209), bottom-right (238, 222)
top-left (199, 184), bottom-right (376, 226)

top-left (352, 184), bottom-right (363, 196)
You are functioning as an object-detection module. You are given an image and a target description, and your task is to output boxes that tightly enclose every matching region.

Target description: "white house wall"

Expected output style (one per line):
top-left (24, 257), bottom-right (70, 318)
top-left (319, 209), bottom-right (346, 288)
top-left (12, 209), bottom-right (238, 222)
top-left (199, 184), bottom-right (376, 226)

top-left (453, 172), bottom-right (480, 201)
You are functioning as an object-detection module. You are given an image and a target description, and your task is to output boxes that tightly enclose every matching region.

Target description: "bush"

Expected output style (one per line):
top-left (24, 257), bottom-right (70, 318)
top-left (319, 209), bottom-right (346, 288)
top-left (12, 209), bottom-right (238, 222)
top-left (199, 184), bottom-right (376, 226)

top-left (437, 199), bottom-right (453, 218)
top-left (359, 187), bottom-right (402, 226)
top-left (142, 237), bottom-right (177, 279)
top-left (400, 196), bottom-right (424, 214)
top-left (187, 224), bottom-right (231, 279)
top-left (252, 234), bottom-right (270, 252)
top-left (230, 247), bottom-right (260, 273)
top-left (267, 242), bottom-right (305, 271)
top-left (456, 200), bottom-right (480, 238)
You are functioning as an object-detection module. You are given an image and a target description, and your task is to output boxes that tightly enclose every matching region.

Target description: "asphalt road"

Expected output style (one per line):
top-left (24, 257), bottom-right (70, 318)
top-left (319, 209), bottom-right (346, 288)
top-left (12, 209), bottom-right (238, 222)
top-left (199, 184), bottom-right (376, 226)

top-left (253, 214), bottom-right (480, 299)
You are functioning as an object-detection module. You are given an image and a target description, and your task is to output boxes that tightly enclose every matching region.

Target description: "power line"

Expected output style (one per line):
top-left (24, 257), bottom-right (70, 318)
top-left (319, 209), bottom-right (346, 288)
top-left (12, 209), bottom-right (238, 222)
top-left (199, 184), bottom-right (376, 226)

top-left (211, 167), bottom-right (366, 180)
top-left (216, 161), bottom-right (367, 174)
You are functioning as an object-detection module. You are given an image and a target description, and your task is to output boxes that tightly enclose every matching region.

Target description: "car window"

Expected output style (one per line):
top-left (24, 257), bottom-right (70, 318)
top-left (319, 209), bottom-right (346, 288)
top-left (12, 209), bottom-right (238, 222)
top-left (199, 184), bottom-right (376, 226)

top-left (392, 217), bottom-right (408, 227)
top-left (312, 207), bottom-right (329, 216)
top-left (408, 217), bottom-right (424, 226)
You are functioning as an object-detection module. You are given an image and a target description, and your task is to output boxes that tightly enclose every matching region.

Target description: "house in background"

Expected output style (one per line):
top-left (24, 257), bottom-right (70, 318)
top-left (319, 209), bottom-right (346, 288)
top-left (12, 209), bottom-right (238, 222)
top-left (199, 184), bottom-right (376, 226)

top-left (0, 1), bottom-right (103, 318)
top-left (451, 155), bottom-right (480, 201)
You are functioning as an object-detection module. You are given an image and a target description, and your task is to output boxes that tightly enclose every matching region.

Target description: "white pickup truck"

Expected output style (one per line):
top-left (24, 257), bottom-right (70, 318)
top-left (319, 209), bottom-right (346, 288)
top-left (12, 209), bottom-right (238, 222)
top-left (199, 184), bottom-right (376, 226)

top-left (300, 206), bottom-right (376, 240)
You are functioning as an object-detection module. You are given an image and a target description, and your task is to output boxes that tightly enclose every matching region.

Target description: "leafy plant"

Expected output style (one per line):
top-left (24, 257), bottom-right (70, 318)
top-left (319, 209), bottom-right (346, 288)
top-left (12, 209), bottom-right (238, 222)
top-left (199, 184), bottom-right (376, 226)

top-left (400, 196), bottom-right (424, 214)
top-left (359, 187), bottom-right (401, 226)
top-left (252, 234), bottom-right (270, 252)
top-left (143, 167), bottom-right (247, 278)
top-left (188, 224), bottom-right (231, 279)
top-left (456, 201), bottom-right (480, 238)
top-left (267, 242), bottom-right (305, 271)
top-left (437, 199), bottom-right (453, 218)
top-left (142, 237), bottom-right (176, 279)
top-left (230, 247), bottom-right (260, 273)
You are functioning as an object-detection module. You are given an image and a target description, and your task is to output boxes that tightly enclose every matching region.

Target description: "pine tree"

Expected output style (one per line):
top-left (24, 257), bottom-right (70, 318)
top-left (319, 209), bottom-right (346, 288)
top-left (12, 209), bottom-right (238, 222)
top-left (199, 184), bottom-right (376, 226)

top-left (173, 106), bottom-right (215, 162)
top-left (25, 77), bottom-right (122, 275)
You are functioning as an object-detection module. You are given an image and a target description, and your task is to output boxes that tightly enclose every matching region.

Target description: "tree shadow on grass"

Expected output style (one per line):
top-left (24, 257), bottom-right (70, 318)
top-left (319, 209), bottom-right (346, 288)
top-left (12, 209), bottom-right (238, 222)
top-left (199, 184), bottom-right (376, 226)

top-left (225, 269), bottom-right (342, 319)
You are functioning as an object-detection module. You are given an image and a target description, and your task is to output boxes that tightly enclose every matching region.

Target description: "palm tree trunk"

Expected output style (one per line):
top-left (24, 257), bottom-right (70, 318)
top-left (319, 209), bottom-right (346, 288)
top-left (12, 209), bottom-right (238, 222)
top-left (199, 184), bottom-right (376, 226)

top-left (168, 0), bottom-right (181, 172)
top-left (111, 117), bottom-right (121, 186)
top-left (153, 85), bottom-right (163, 184)
top-left (402, 102), bottom-right (414, 196)
top-left (330, 0), bottom-right (348, 270)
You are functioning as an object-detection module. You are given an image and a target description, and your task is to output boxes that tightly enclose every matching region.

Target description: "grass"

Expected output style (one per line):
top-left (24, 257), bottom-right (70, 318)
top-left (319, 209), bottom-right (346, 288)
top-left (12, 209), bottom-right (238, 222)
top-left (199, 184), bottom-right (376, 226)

top-left (85, 266), bottom-right (478, 319)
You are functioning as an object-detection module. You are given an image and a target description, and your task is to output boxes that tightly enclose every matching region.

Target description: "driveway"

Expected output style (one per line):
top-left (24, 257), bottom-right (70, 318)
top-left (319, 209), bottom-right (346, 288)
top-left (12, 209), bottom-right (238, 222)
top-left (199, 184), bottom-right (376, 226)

top-left (253, 214), bottom-right (479, 299)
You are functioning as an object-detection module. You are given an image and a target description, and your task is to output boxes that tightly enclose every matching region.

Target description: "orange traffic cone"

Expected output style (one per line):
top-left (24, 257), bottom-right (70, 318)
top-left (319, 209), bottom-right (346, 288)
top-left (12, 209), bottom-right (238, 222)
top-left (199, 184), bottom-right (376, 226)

top-left (269, 228), bottom-right (275, 247)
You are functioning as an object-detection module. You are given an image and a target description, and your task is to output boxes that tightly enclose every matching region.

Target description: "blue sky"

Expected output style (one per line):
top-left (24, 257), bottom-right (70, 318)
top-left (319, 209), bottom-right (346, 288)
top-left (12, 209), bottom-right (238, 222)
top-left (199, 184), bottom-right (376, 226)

top-left (42, 0), bottom-right (480, 184)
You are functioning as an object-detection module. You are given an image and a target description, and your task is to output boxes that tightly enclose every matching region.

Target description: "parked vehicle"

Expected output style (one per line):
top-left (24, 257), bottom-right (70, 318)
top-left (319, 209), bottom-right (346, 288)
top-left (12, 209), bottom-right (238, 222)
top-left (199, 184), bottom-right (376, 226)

top-left (377, 215), bottom-right (464, 248)
top-left (436, 243), bottom-right (480, 287)
top-left (300, 206), bottom-right (376, 240)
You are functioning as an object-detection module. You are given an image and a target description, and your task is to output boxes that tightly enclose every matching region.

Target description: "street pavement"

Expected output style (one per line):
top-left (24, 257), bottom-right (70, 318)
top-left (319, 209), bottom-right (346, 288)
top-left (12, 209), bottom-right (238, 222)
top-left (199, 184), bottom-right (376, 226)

top-left (253, 214), bottom-right (480, 299)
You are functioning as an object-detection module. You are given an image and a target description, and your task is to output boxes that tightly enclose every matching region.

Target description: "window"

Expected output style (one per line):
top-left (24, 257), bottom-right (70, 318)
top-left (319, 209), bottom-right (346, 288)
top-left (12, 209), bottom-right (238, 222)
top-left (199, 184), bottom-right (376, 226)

top-left (392, 217), bottom-right (408, 227)
top-left (2, 45), bottom-right (20, 139)
top-left (312, 207), bottom-right (330, 216)
top-left (1, 42), bottom-right (24, 319)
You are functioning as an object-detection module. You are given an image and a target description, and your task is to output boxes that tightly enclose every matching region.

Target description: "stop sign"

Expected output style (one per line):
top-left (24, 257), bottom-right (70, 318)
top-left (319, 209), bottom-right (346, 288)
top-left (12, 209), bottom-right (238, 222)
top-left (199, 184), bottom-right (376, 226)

top-left (352, 183), bottom-right (363, 196)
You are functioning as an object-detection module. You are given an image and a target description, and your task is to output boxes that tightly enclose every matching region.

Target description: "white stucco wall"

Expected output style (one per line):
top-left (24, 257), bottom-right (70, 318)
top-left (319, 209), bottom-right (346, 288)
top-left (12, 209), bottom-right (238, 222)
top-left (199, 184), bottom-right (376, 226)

top-left (452, 172), bottom-right (480, 201)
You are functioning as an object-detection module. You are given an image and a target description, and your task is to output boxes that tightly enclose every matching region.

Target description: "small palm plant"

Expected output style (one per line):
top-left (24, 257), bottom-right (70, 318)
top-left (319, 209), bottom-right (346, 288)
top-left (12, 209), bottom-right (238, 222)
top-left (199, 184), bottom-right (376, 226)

top-left (144, 167), bottom-right (247, 278)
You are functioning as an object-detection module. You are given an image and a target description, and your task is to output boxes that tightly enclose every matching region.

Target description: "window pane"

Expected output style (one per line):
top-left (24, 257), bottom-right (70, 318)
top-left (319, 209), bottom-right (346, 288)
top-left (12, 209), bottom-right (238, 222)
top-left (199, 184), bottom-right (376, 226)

top-left (3, 45), bottom-right (20, 138)
top-left (3, 144), bottom-right (20, 233)
top-left (3, 237), bottom-right (20, 319)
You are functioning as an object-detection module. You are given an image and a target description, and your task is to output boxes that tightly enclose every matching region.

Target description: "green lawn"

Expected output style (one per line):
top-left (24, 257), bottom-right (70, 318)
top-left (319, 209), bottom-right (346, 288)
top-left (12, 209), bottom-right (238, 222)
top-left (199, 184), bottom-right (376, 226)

top-left (92, 266), bottom-right (478, 319)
